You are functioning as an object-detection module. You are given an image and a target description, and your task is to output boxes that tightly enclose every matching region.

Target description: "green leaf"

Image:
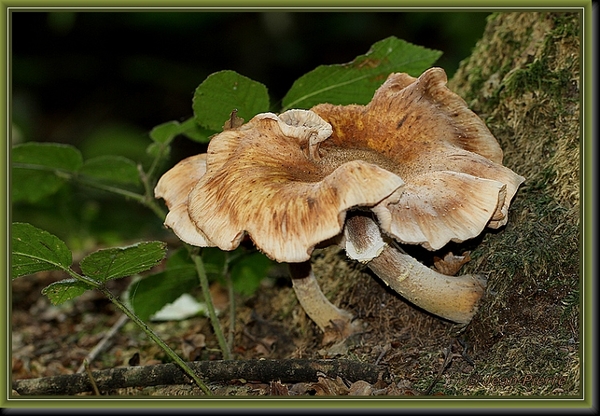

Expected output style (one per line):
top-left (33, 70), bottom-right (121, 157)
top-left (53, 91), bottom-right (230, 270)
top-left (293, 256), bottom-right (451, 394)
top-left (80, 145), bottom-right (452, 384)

top-left (12, 142), bottom-right (83, 203)
top-left (230, 252), bottom-right (275, 296)
top-left (128, 248), bottom-right (199, 321)
top-left (193, 70), bottom-right (270, 131)
top-left (281, 36), bottom-right (442, 110)
top-left (202, 247), bottom-right (227, 280)
top-left (11, 222), bottom-right (73, 279)
top-left (42, 279), bottom-right (95, 305)
top-left (79, 155), bottom-right (141, 186)
top-left (179, 117), bottom-right (213, 143)
top-left (80, 241), bottom-right (167, 283)
top-left (149, 120), bottom-right (183, 144)
top-left (150, 118), bottom-right (213, 144)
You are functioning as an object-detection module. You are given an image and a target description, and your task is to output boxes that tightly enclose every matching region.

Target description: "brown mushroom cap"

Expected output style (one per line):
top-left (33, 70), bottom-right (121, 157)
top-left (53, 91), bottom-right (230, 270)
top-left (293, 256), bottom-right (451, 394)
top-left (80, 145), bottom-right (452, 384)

top-left (156, 67), bottom-right (523, 259)
top-left (156, 110), bottom-right (404, 263)
top-left (312, 67), bottom-right (525, 250)
top-left (155, 153), bottom-right (213, 247)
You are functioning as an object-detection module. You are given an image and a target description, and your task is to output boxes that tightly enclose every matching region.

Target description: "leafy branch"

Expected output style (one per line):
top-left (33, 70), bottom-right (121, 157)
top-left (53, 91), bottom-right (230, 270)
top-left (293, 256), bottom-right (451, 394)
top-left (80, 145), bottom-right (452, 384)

top-left (11, 223), bottom-right (211, 395)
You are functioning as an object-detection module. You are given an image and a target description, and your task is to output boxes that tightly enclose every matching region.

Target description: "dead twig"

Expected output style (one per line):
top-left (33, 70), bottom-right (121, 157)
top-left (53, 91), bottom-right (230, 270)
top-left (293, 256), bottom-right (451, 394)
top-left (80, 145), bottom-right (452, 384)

top-left (423, 341), bottom-right (461, 395)
top-left (76, 314), bottom-right (128, 374)
top-left (83, 360), bottom-right (100, 396)
top-left (13, 358), bottom-right (390, 396)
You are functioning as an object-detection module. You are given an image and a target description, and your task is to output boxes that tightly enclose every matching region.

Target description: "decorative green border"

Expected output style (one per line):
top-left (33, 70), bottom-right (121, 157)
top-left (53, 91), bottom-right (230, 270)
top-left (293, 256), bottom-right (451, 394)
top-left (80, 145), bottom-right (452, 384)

top-left (2, 0), bottom-right (594, 411)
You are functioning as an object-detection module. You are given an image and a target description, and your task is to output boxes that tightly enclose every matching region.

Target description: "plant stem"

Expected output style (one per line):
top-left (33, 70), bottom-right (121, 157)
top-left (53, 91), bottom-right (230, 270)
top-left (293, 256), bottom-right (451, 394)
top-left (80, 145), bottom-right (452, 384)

top-left (99, 286), bottom-right (212, 395)
top-left (137, 164), bottom-right (168, 220)
top-left (225, 270), bottom-right (236, 351)
top-left (191, 251), bottom-right (231, 360)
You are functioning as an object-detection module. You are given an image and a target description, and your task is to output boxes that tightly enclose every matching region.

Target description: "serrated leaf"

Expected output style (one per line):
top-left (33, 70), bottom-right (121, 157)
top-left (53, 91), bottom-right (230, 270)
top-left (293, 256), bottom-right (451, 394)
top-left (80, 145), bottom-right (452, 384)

top-left (79, 155), bottom-right (141, 186)
top-left (193, 70), bottom-right (270, 131)
top-left (128, 248), bottom-right (199, 321)
top-left (42, 279), bottom-right (95, 305)
top-left (12, 142), bottom-right (83, 171)
top-left (230, 252), bottom-right (275, 296)
top-left (282, 36), bottom-right (442, 110)
top-left (80, 241), bottom-right (167, 283)
top-left (11, 222), bottom-right (73, 279)
top-left (12, 142), bottom-right (83, 202)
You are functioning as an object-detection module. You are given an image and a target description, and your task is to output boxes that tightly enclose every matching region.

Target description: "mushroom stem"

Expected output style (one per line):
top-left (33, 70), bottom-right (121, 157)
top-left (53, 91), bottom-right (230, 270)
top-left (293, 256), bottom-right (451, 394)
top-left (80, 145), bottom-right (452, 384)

top-left (289, 261), bottom-right (359, 340)
top-left (344, 214), bottom-right (487, 324)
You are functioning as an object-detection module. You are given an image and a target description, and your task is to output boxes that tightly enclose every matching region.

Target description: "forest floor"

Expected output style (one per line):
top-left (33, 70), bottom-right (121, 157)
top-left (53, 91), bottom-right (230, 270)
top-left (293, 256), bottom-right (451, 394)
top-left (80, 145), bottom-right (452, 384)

top-left (11, 245), bottom-right (580, 401)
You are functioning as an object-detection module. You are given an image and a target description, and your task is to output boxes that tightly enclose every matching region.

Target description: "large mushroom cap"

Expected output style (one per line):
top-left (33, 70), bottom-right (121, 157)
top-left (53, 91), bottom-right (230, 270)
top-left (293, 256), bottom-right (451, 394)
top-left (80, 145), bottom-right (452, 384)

top-left (312, 67), bottom-right (525, 251)
top-left (156, 67), bottom-right (524, 261)
top-left (156, 109), bottom-right (405, 263)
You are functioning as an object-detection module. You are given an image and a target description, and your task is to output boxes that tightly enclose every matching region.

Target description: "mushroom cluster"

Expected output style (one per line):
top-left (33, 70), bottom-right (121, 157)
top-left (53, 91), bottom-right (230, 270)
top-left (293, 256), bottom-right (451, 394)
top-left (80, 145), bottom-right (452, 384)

top-left (155, 67), bottom-right (525, 342)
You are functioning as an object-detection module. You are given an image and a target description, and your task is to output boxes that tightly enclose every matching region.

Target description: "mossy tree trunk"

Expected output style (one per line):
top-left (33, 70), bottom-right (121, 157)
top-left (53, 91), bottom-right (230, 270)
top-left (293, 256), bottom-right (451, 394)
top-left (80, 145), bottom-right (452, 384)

top-left (314, 11), bottom-right (581, 396)
top-left (447, 11), bottom-right (581, 395)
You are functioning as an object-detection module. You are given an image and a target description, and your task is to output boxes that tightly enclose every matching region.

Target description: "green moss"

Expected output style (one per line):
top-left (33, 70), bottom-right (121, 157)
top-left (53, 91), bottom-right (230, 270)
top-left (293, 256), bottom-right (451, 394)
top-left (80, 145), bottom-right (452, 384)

top-left (443, 11), bottom-right (582, 397)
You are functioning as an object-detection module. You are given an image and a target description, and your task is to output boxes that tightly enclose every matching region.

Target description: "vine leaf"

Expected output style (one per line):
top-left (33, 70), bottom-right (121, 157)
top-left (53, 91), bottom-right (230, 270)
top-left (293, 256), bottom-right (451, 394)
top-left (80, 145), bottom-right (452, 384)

top-left (281, 36), bottom-right (442, 110)
top-left (42, 279), bottom-right (95, 305)
top-left (80, 241), bottom-right (167, 283)
top-left (11, 222), bottom-right (73, 279)
top-left (80, 155), bottom-right (141, 186)
top-left (12, 142), bottom-right (83, 203)
top-left (193, 70), bottom-right (270, 132)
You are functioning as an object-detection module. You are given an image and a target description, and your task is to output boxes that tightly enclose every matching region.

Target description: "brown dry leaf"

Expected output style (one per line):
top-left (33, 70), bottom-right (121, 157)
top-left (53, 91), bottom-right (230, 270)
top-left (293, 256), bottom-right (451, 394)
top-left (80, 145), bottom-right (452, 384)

top-left (223, 109), bottom-right (245, 130)
top-left (209, 282), bottom-right (230, 312)
top-left (181, 333), bottom-right (206, 361)
top-left (269, 380), bottom-right (290, 396)
top-left (348, 380), bottom-right (373, 396)
top-left (311, 375), bottom-right (349, 396)
top-left (288, 382), bottom-right (311, 396)
top-left (433, 251), bottom-right (472, 276)
top-left (253, 335), bottom-right (277, 356)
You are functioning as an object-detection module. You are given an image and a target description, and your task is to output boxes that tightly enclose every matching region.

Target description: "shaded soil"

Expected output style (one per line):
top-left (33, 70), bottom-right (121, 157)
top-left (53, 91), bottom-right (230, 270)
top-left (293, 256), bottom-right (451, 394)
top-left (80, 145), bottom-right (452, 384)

top-left (11, 247), bottom-right (485, 397)
top-left (10, 243), bottom-right (579, 398)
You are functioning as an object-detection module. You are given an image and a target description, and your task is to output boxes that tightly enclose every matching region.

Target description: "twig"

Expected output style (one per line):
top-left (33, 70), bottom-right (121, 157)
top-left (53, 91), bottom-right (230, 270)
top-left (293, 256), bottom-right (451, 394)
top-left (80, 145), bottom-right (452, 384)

top-left (424, 342), bottom-right (455, 395)
top-left (13, 359), bottom-right (390, 396)
top-left (83, 360), bottom-right (100, 396)
top-left (374, 344), bottom-right (391, 365)
top-left (99, 287), bottom-right (211, 395)
top-left (77, 314), bottom-right (129, 374)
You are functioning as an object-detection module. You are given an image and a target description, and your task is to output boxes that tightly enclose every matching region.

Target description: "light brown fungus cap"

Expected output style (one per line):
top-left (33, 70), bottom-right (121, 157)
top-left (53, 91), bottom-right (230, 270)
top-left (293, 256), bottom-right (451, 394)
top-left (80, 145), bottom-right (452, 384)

top-left (156, 110), bottom-right (405, 263)
top-left (156, 67), bottom-right (524, 262)
top-left (312, 67), bottom-right (525, 251)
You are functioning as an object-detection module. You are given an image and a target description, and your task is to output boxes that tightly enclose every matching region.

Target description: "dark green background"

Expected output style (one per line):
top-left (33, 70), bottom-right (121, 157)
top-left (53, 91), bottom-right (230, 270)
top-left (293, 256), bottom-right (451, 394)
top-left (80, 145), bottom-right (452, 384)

top-left (11, 11), bottom-right (489, 247)
top-left (12, 11), bottom-right (489, 147)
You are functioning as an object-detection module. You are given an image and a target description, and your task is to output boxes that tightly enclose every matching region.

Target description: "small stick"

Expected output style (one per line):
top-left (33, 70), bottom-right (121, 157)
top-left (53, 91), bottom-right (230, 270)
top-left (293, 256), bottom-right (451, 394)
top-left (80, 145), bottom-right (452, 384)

top-left (83, 360), bottom-right (100, 396)
top-left (76, 314), bottom-right (128, 374)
